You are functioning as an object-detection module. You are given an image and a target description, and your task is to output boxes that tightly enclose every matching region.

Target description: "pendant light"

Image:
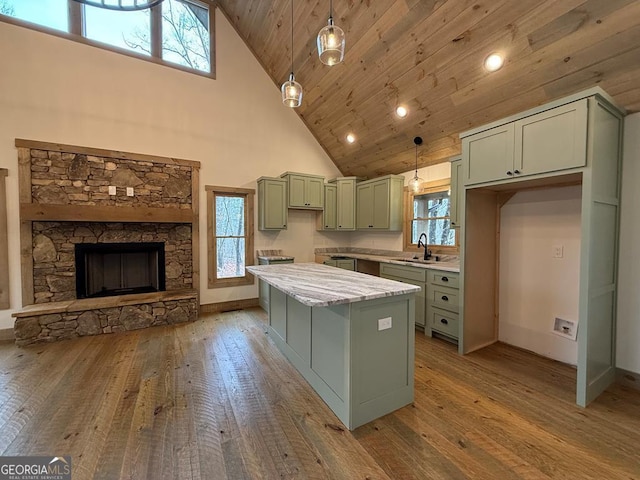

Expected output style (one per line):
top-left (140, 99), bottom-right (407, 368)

top-left (282, 0), bottom-right (303, 108)
top-left (317, 0), bottom-right (346, 66)
top-left (408, 136), bottom-right (424, 193)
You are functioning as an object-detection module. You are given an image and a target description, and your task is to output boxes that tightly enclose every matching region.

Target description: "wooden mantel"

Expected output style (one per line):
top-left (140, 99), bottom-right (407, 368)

top-left (20, 203), bottom-right (195, 223)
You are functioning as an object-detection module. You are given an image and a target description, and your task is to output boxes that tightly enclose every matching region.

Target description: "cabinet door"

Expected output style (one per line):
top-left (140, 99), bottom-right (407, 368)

top-left (371, 180), bottom-right (390, 229)
top-left (288, 175), bottom-right (307, 207)
top-left (336, 179), bottom-right (356, 230)
top-left (322, 184), bottom-right (337, 230)
top-left (336, 259), bottom-right (355, 271)
top-left (356, 183), bottom-right (374, 229)
top-left (463, 123), bottom-right (515, 185)
top-left (323, 259), bottom-right (337, 267)
top-left (259, 179), bottom-right (287, 230)
top-left (515, 99), bottom-right (588, 177)
top-left (306, 177), bottom-right (325, 208)
top-left (450, 158), bottom-right (463, 229)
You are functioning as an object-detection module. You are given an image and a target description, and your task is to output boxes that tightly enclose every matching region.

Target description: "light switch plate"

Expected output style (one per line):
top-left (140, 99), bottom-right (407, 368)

top-left (108, 185), bottom-right (116, 196)
top-left (553, 244), bottom-right (564, 258)
top-left (126, 187), bottom-right (134, 197)
top-left (378, 317), bottom-right (392, 331)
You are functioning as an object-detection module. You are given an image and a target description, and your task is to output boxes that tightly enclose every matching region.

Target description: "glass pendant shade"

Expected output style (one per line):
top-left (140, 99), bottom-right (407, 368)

top-left (410, 136), bottom-right (424, 192)
top-left (317, 17), bottom-right (345, 66)
top-left (282, 73), bottom-right (303, 108)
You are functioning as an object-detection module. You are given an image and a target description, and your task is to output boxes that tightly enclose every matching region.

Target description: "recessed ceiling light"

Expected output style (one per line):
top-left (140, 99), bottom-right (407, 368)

top-left (396, 106), bottom-right (408, 118)
top-left (484, 53), bottom-right (504, 72)
top-left (346, 133), bottom-right (356, 143)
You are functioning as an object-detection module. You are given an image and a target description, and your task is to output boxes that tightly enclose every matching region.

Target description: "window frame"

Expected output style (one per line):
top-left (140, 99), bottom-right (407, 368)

top-left (403, 178), bottom-right (459, 255)
top-left (0, 0), bottom-right (215, 79)
top-left (206, 185), bottom-right (254, 289)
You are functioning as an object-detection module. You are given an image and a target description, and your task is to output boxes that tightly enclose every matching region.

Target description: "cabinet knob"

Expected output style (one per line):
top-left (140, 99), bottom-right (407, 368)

top-left (451, 222), bottom-right (456, 226)
top-left (506, 171), bottom-right (513, 176)
top-left (325, 225), bottom-right (329, 228)
top-left (441, 295), bottom-right (449, 301)
top-left (440, 318), bottom-right (448, 325)
top-left (514, 169), bottom-right (521, 175)
top-left (442, 276), bottom-right (448, 282)
top-left (339, 225), bottom-right (342, 228)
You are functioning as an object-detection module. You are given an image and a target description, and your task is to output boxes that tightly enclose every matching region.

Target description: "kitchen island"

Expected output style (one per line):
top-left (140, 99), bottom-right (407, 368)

top-left (246, 263), bottom-right (420, 430)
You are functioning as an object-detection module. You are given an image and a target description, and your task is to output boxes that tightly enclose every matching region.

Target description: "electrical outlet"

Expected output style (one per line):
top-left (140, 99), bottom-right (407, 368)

top-left (108, 185), bottom-right (116, 196)
top-left (378, 317), bottom-right (392, 331)
top-left (126, 187), bottom-right (134, 197)
top-left (553, 244), bottom-right (564, 258)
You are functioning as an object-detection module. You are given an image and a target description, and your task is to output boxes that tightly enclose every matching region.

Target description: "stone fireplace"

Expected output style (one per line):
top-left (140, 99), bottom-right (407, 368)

top-left (13, 140), bottom-right (200, 346)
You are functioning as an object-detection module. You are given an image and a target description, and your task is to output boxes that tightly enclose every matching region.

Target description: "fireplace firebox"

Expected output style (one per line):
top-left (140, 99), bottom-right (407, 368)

top-left (75, 242), bottom-right (166, 299)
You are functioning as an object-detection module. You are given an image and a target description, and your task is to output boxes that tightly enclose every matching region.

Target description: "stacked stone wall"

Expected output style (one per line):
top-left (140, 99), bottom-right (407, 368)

top-left (32, 222), bottom-right (193, 303)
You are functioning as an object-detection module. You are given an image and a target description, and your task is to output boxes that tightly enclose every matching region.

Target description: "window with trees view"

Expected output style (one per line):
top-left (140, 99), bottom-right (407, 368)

top-left (0, 0), bottom-right (213, 76)
top-left (403, 179), bottom-right (458, 253)
top-left (206, 186), bottom-right (254, 288)
top-left (412, 191), bottom-right (455, 246)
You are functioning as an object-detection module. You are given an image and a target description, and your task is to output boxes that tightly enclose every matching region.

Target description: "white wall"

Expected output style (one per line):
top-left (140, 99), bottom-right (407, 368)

top-left (617, 112), bottom-right (640, 373)
top-left (349, 161), bottom-right (453, 250)
top-left (0, 12), bottom-right (342, 329)
top-left (498, 186), bottom-right (582, 365)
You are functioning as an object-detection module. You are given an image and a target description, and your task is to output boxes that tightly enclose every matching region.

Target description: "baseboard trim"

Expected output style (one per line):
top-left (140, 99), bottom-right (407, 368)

top-left (200, 298), bottom-right (260, 314)
top-left (617, 367), bottom-right (640, 391)
top-left (0, 328), bottom-right (15, 342)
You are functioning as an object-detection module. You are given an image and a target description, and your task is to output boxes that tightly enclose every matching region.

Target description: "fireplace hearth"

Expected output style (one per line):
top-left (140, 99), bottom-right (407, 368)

top-left (75, 242), bottom-right (166, 299)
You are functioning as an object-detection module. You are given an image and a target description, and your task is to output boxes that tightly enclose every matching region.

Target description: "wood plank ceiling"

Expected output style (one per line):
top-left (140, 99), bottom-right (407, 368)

top-left (215, 0), bottom-right (640, 178)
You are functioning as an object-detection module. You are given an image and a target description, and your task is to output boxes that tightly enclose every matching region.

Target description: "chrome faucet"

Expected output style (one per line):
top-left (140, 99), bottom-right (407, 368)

top-left (417, 233), bottom-right (431, 261)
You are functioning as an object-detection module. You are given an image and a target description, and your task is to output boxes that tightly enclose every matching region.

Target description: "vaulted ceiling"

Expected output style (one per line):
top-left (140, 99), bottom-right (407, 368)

top-left (215, 0), bottom-right (640, 178)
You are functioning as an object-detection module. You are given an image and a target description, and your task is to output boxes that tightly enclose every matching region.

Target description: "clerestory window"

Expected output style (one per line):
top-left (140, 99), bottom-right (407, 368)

top-left (0, 0), bottom-right (214, 77)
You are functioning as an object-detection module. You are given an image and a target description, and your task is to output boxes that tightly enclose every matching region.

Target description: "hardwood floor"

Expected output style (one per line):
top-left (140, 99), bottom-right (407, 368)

top-left (0, 308), bottom-right (638, 479)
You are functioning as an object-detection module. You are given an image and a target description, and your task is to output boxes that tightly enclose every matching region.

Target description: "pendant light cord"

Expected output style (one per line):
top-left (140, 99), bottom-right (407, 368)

top-left (329, 0), bottom-right (333, 19)
top-left (290, 0), bottom-right (294, 75)
top-left (415, 143), bottom-right (418, 175)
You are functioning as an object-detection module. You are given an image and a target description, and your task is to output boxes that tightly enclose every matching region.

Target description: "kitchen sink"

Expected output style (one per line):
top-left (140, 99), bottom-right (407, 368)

top-left (392, 257), bottom-right (437, 264)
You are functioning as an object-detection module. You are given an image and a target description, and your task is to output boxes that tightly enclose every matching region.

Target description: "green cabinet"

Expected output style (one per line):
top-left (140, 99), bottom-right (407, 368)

top-left (356, 175), bottom-right (404, 230)
top-left (450, 157), bottom-right (463, 229)
top-left (336, 177), bottom-right (357, 230)
top-left (323, 258), bottom-right (355, 271)
top-left (463, 99), bottom-right (588, 185)
top-left (258, 256), bottom-right (294, 311)
top-left (319, 184), bottom-right (337, 230)
top-left (257, 177), bottom-right (288, 230)
top-left (281, 172), bottom-right (324, 209)
top-left (380, 263), bottom-right (426, 328)
top-left (426, 269), bottom-right (459, 341)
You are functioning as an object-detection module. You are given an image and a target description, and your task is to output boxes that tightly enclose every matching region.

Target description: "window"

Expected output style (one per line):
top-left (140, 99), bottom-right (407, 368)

top-left (206, 186), bottom-right (255, 288)
top-left (0, 0), bottom-right (214, 77)
top-left (403, 179), bottom-right (458, 253)
top-left (0, 0), bottom-right (68, 32)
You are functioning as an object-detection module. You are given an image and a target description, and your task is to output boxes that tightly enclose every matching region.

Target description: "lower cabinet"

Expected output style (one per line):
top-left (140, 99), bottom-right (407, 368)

top-left (323, 258), bottom-right (356, 271)
top-left (426, 270), bottom-right (460, 341)
top-left (380, 263), bottom-right (426, 328)
top-left (258, 257), bottom-right (294, 311)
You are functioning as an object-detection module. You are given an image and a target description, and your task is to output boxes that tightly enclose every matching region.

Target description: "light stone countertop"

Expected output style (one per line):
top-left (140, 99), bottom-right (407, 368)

top-left (318, 252), bottom-right (460, 273)
top-left (247, 263), bottom-right (421, 307)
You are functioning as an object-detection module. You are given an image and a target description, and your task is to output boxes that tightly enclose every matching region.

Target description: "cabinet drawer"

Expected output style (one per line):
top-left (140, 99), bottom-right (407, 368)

top-left (428, 270), bottom-right (459, 288)
top-left (429, 285), bottom-right (459, 313)
top-left (428, 307), bottom-right (459, 339)
top-left (380, 263), bottom-right (428, 282)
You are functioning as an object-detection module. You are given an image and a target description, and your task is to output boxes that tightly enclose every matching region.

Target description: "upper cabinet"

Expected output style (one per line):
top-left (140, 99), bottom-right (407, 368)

top-left (335, 177), bottom-right (358, 230)
top-left (318, 183), bottom-right (337, 230)
top-left (280, 172), bottom-right (324, 209)
top-left (449, 157), bottom-right (463, 229)
top-left (356, 175), bottom-right (403, 231)
top-left (463, 99), bottom-right (588, 186)
top-left (258, 177), bottom-right (288, 230)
